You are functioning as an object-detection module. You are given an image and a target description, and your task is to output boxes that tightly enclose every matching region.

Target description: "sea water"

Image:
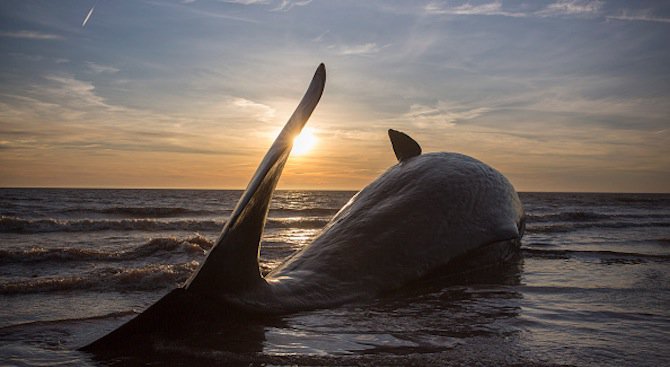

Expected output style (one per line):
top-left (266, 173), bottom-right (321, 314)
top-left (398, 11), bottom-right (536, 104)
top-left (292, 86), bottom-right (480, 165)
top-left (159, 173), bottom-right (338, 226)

top-left (1, 189), bottom-right (669, 366)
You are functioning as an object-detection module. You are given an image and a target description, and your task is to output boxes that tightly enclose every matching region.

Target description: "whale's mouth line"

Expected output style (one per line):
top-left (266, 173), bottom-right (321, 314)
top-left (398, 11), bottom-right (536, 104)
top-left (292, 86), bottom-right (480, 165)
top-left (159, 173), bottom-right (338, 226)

top-left (435, 237), bottom-right (521, 278)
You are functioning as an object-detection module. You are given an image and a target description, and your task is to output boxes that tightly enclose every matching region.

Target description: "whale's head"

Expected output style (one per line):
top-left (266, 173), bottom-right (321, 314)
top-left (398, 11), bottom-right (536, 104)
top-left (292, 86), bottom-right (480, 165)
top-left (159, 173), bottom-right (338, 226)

top-left (334, 129), bottom-right (525, 247)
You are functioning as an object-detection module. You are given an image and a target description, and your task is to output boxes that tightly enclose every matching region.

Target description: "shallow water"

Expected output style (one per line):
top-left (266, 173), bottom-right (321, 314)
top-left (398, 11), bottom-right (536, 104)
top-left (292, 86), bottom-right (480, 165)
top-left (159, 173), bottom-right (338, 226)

top-left (1, 189), bottom-right (669, 366)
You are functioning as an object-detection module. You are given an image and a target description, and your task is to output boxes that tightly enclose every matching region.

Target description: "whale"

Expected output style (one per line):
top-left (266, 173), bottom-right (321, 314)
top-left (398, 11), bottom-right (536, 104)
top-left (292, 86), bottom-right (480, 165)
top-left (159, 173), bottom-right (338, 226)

top-left (81, 63), bottom-right (525, 353)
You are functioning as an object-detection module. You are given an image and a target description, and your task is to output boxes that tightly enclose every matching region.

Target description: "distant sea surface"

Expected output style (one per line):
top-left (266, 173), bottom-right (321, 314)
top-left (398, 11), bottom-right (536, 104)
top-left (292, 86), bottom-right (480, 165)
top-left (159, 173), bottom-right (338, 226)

top-left (1, 189), bottom-right (669, 366)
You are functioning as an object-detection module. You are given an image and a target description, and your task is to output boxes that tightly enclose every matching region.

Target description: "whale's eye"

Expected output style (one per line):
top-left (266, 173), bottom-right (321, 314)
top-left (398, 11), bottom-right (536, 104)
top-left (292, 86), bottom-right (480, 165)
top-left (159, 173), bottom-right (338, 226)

top-left (292, 128), bottom-right (317, 155)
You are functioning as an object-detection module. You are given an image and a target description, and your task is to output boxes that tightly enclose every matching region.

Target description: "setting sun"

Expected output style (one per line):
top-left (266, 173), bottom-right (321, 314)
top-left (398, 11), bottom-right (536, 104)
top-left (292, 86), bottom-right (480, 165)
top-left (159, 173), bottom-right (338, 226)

top-left (292, 128), bottom-right (317, 156)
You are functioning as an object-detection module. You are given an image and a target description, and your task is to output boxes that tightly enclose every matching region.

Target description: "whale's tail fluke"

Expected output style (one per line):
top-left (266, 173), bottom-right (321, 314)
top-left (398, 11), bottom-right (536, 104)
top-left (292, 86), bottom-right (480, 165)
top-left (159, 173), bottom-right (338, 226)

top-left (80, 64), bottom-right (326, 352)
top-left (186, 64), bottom-right (326, 295)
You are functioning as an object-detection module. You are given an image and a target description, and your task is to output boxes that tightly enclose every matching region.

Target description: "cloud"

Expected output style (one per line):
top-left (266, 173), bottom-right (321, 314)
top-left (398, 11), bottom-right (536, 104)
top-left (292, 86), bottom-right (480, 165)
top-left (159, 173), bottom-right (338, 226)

top-left (8, 53), bottom-right (44, 62)
top-left (425, 0), bottom-right (604, 18)
top-left (536, 0), bottom-right (604, 17)
top-left (8, 53), bottom-right (70, 64)
top-left (222, 0), bottom-right (309, 11)
top-left (228, 97), bottom-right (276, 122)
top-left (0, 30), bottom-right (64, 40)
top-left (606, 10), bottom-right (670, 24)
top-left (335, 42), bottom-right (388, 56)
top-left (86, 62), bottom-right (120, 74)
top-left (424, 1), bottom-right (525, 17)
top-left (272, 0), bottom-right (312, 12)
top-left (43, 75), bottom-right (113, 109)
top-left (312, 30), bottom-right (329, 43)
top-left (0, 75), bottom-right (230, 158)
top-left (402, 102), bottom-right (490, 128)
top-left (224, 0), bottom-right (269, 4)
top-left (147, 1), bottom-right (259, 23)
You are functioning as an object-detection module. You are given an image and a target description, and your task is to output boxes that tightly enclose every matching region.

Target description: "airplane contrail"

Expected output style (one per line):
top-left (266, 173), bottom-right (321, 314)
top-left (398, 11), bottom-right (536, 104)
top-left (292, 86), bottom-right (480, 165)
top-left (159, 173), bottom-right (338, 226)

top-left (82, 4), bottom-right (95, 27)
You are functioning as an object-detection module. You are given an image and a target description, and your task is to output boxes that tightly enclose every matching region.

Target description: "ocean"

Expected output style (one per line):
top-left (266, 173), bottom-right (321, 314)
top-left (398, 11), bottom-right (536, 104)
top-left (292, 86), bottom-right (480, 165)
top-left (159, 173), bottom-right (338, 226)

top-left (0, 188), bottom-right (669, 366)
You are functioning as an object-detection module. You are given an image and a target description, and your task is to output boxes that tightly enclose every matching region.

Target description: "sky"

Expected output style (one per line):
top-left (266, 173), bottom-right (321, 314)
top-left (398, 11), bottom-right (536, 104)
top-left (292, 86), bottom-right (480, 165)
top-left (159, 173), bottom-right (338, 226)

top-left (0, 0), bottom-right (669, 192)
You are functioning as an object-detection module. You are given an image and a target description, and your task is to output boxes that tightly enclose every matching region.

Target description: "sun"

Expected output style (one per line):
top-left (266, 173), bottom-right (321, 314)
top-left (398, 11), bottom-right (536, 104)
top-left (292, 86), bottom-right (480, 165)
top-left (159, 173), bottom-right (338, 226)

top-left (292, 128), bottom-right (317, 156)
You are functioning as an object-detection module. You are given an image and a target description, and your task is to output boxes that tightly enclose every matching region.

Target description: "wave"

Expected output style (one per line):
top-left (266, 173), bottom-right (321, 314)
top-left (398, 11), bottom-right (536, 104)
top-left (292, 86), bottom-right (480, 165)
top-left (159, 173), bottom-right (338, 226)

top-left (526, 211), bottom-right (670, 223)
top-left (0, 310), bottom-right (138, 333)
top-left (0, 235), bottom-right (213, 265)
top-left (522, 248), bottom-right (670, 262)
top-left (40, 206), bottom-right (336, 220)
top-left (0, 262), bottom-right (199, 295)
top-left (0, 216), bottom-right (329, 233)
top-left (267, 217), bottom-right (329, 229)
top-left (71, 206), bottom-right (216, 218)
top-left (97, 206), bottom-right (339, 218)
top-left (0, 216), bottom-right (219, 233)
top-left (270, 208), bottom-right (339, 217)
top-left (526, 220), bottom-right (670, 234)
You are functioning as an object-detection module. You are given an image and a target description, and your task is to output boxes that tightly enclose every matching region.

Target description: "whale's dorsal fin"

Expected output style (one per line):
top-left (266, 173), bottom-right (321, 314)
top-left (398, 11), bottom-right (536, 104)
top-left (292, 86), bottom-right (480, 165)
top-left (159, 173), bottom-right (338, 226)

top-left (186, 64), bottom-right (326, 295)
top-left (388, 129), bottom-right (421, 162)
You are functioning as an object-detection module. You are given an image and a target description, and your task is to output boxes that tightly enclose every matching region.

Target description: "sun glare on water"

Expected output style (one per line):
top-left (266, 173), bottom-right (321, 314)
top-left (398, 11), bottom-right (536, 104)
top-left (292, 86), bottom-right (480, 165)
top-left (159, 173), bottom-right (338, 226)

top-left (292, 128), bottom-right (317, 155)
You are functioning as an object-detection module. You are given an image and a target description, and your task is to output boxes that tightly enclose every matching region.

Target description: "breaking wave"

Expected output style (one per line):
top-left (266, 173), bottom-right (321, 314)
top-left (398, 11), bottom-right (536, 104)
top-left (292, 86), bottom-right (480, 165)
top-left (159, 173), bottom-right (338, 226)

top-left (0, 235), bottom-right (213, 265)
top-left (270, 208), bottom-right (339, 217)
top-left (72, 206), bottom-right (216, 218)
top-left (0, 216), bottom-right (329, 233)
top-left (526, 211), bottom-right (670, 223)
top-left (526, 221), bottom-right (670, 234)
top-left (522, 248), bottom-right (670, 262)
top-left (0, 262), bottom-right (199, 295)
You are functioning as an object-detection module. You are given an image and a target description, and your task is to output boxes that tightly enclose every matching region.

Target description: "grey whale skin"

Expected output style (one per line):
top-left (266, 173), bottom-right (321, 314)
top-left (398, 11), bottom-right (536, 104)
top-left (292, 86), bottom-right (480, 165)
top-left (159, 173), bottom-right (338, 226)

top-left (81, 63), bottom-right (525, 351)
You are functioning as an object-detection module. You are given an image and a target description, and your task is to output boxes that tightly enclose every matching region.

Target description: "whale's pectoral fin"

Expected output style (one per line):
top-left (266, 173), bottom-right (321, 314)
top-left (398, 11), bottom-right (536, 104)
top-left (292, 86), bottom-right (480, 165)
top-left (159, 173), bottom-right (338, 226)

top-left (388, 129), bottom-right (422, 162)
top-left (186, 64), bottom-right (326, 295)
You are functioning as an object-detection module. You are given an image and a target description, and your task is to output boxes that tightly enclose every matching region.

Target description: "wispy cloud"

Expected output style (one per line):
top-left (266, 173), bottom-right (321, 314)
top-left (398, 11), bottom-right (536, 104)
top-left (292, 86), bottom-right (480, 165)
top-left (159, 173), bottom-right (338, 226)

top-left (9, 53), bottom-right (70, 64)
top-left (86, 62), bottom-right (120, 74)
top-left (424, 1), bottom-right (524, 17)
top-left (607, 10), bottom-right (670, 24)
top-left (312, 30), bottom-right (329, 43)
top-left (0, 30), bottom-right (64, 40)
top-left (272, 0), bottom-right (312, 12)
top-left (0, 76), bottom-right (228, 158)
top-left (43, 75), bottom-right (113, 109)
top-left (335, 42), bottom-right (388, 56)
top-left (39, 75), bottom-right (112, 109)
top-left (224, 0), bottom-right (269, 4)
top-left (536, 0), bottom-right (603, 17)
top-left (8, 53), bottom-right (44, 62)
top-left (403, 102), bottom-right (490, 128)
top-left (425, 0), bottom-right (604, 18)
top-left (147, 1), bottom-right (259, 23)
top-left (223, 0), bottom-right (308, 11)
top-left (228, 97), bottom-right (276, 122)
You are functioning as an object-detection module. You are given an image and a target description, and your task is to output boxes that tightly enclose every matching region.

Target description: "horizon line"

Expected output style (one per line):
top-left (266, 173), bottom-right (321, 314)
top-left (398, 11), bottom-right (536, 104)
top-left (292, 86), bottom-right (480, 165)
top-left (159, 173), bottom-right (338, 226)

top-left (1, 186), bottom-right (669, 195)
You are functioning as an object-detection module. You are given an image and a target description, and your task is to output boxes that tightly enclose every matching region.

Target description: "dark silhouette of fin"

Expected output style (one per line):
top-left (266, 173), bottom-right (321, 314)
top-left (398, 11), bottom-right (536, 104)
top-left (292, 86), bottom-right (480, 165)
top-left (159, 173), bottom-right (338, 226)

top-left (388, 129), bottom-right (421, 162)
top-left (79, 64), bottom-right (325, 352)
top-left (186, 64), bottom-right (326, 295)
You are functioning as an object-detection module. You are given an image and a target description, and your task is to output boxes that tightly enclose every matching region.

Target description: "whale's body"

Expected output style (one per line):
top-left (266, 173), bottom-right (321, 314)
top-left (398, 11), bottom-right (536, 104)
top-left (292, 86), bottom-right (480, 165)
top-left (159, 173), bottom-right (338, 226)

top-left (81, 64), bottom-right (524, 352)
top-left (226, 152), bottom-right (524, 312)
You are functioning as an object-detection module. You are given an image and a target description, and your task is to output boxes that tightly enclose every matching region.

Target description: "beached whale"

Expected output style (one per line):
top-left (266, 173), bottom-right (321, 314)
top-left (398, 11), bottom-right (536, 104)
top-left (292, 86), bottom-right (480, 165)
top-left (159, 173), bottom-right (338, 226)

top-left (81, 63), bottom-right (524, 352)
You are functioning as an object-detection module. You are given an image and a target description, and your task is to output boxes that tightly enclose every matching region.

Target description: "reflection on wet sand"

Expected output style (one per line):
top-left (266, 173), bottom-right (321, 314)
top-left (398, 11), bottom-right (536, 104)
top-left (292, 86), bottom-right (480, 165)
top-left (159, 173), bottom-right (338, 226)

top-left (87, 258), bottom-right (535, 366)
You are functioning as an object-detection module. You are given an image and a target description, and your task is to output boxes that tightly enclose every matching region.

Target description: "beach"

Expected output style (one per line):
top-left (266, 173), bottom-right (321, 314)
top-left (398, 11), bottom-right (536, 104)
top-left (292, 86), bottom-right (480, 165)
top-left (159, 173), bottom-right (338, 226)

top-left (1, 188), bottom-right (669, 366)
